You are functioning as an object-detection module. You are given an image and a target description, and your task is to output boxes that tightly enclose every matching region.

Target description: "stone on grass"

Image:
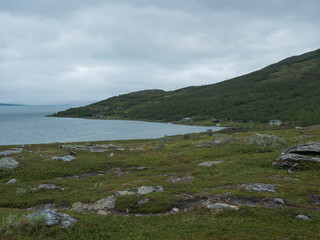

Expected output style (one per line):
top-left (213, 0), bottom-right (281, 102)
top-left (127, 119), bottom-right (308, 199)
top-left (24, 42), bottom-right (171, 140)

top-left (0, 148), bottom-right (23, 156)
top-left (52, 155), bottom-right (76, 162)
top-left (242, 183), bottom-right (276, 193)
top-left (0, 157), bottom-right (19, 169)
top-left (6, 178), bottom-right (18, 184)
top-left (138, 198), bottom-right (149, 206)
top-left (97, 210), bottom-right (108, 215)
top-left (137, 186), bottom-right (163, 195)
top-left (114, 190), bottom-right (135, 197)
top-left (37, 183), bottom-right (65, 191)
top-left (199, 161), bottom-right (223, 166)
top-left (295, 214), bottom-right (310, 221)
top-left (273, 198), bottom-right (285, 205)
top-left (26, 209), bottom-right (77, 227)
top-left (172, 208), bottom-right (179, 213)
top-left (110, 153), bottom-right (114, 157)
top-left (206, 203), bottom-right (239, 211)
top-left (137, 166), bottom-right (149, 170)
top-left (90, 196), bottom-right (116, 211)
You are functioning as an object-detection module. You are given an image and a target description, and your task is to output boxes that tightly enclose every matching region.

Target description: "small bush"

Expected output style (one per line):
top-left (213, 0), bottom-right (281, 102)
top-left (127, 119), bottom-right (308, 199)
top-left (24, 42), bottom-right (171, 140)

top-left (247, 133), bottom-right (286, 152)
top-left (16, 188), bottom-right (27, 196)
top-left (0, 213), bottom-right (46, 237)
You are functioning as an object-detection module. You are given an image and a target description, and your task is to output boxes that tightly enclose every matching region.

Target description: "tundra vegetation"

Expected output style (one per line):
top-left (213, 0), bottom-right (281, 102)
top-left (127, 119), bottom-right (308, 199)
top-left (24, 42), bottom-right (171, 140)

top-left (0, 124), bottom-right (320, 239)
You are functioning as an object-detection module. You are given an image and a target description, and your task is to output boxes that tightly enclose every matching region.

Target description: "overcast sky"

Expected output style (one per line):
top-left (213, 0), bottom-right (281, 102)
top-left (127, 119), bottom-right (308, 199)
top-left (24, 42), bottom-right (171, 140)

top-left (0, 0), bottom-right (319, 105)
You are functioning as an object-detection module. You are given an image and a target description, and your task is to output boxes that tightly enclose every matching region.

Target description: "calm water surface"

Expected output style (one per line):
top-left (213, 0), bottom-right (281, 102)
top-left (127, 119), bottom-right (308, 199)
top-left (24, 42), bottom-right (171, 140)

top-left (0, 106), bottom-right (223, 145)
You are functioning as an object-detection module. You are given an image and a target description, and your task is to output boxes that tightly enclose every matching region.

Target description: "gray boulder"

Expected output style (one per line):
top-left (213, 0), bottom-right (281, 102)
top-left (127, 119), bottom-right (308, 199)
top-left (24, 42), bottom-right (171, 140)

top-left (137, 186), bottom-right (163, 195)
top-left (52, 155), bottom-right (76, 162)
top-left (0, 157), bottom-right (19, 169)
top-left (26, 209), bottom-right (77, 227)
top-left (282, 142), bottom-right (320, 155)
top-left (273, 142), bottom-right (320, 169)
top-left (0, 148), bottom-right (23, 156)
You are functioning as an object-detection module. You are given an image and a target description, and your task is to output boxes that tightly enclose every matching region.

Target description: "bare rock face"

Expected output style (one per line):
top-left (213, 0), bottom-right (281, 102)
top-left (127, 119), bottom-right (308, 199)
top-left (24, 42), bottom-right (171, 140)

top-left (273, 142), bottom-right (320, 169)
top-left (26, 209), bottom-right (77, 227)
top-left (0, 157), bottom-right (19, 169)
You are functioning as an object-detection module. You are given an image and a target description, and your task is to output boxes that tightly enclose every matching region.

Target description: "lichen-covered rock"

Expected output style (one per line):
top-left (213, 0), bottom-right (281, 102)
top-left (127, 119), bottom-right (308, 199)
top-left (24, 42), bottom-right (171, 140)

top-left (37, 184), bottom-right (65, 191)
top-left (89, 196), bottom-right (116, 211)
top-left (52, 155), bottom-right (76, 162)
top-left (26, 209), bottom-right (77, 227)
top-left (241, 183), bottom-right (276, 193)
top-left (0, 148), bottom-right (23, 156)
top-left (282, 142), bottom-right (320, 155)
top-left (137, 186), bottom-right (163, 195)
top-left (114, 190), bottom-right (135, 197)
top-left (198, 161), bottom-right (223, 166)
top-left (273, 142), bottom-right (320, 169)
top-left (206, 203), bottom-right (239, 211)
top-left (0, 157), bottom-right (19, 169)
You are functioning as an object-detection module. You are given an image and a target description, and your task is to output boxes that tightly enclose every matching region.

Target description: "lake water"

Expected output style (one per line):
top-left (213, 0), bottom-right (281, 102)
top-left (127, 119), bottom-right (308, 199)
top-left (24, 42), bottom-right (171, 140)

top-left (0, 105), bottom-right (223, 145)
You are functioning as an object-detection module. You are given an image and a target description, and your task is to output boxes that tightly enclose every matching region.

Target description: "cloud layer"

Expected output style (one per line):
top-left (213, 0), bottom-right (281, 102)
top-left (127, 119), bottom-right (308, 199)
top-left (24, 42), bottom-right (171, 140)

top-left (0, 0), bottom-right (319, 104)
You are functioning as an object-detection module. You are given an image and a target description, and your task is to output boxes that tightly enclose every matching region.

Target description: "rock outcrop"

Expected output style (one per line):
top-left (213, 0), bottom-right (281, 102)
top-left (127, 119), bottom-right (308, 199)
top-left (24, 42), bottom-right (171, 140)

top-left (273, 142), bottom-right (320, 169)
top-left (198, 161), bottom-right (223, 166)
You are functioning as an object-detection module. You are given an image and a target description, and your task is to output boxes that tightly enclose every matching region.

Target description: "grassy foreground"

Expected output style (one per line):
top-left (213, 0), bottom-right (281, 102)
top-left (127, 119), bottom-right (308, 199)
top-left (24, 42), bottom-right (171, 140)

top-left (0, 125), bottom-right (320, 239)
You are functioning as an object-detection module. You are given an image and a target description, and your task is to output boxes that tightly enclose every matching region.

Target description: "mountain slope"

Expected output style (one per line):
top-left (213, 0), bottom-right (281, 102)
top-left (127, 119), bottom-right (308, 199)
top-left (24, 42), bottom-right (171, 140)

top-left (51, 48), bottom-right (320, 124)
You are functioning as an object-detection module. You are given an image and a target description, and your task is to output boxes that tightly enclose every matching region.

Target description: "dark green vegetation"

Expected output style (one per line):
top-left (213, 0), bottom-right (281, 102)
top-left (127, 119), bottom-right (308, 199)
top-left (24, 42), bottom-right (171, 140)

top-left (1, 126), bottom-right (320, 239)
top-left (51, 49), bottom-right (320, 125)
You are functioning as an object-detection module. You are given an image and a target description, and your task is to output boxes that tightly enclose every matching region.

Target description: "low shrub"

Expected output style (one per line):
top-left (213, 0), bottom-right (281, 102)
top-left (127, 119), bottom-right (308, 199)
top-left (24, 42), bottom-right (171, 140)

top-left (247, 133), bottom-right (286, 152)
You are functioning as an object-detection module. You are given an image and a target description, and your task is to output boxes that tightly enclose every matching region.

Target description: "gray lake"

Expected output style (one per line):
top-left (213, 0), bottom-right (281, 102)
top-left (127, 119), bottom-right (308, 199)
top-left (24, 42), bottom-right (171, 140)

top-left (0, 105), bottom-right (223, 145)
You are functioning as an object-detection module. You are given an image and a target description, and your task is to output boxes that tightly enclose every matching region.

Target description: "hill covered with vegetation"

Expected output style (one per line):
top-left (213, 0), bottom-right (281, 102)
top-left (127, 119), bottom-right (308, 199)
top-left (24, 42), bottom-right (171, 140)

top-left (51, 49), bottom-right (320, 125)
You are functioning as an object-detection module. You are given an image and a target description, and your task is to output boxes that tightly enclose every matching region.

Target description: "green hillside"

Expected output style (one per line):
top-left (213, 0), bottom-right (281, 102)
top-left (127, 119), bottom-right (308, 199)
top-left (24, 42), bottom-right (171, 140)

top-left (51, 48), bottom-right (320, 125)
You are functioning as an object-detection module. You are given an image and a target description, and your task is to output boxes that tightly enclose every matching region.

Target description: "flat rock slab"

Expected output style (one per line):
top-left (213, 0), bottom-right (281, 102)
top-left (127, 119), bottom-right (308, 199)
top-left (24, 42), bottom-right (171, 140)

top-left (62, 144), bottom-right (124, 152)
top-left (206, 203), bottom-right (239, 211)
top-left (199, 161), bottom-right (223, 166)
top-left (273, 142), bottom-right (320, 169)
top-left (26, 209), bottom-right (77, 227)
top-left (273, 153), bottom-right (320, 169)
top-left (37, 184), bottom-right (65, 191)
top-left (52, 155), bottom-right (76, 162)
top-left (0, 148), bottom-right (23, 156)
top-left (282, 142), bottom-right (320, 155)
top-left (241, 183), bottom-right (276, 193)
top-left (137, 186), bottom-right (163, 195)
top-left (0, 157), bottom-right (19, 169)
top-left (168, 176), bottom-right (194, 183)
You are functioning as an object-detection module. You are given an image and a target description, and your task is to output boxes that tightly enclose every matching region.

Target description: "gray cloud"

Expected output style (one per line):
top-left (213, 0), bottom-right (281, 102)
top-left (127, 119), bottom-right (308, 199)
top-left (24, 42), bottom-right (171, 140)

top-left (0, 0), bottom-right (319, 104)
